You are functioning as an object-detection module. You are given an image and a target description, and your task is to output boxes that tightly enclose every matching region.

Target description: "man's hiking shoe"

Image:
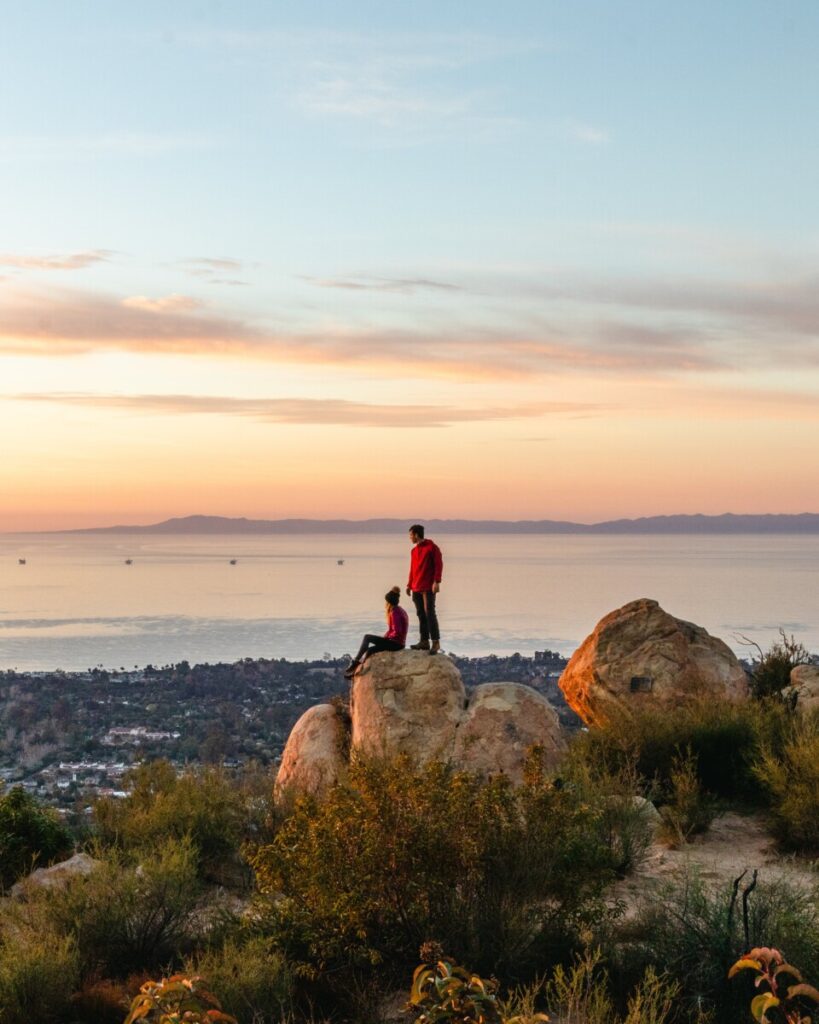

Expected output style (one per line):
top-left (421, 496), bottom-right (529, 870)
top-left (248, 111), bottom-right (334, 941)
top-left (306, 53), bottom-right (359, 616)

top-left (429, 641), bottom-right (441, 655)
top-left (410, 640), bottom-right (430, 651)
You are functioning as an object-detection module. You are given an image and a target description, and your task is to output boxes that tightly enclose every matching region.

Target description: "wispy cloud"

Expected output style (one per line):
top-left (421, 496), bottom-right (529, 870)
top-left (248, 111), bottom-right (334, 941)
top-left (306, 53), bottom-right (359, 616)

top-left (178, 256), bottom-right (254, 286)
top-left (12, 392), bottom-right (602, 429)
top-left (0, 250), bottom-right (113, 271)
top-left (122, 294), bottom-right (202, 313)
top-left (0, 287), bottom-right (723, 378)
top-left (567, 120), bottom-right (609, 144)
top-left (304, 275), bottom-right (461, 294)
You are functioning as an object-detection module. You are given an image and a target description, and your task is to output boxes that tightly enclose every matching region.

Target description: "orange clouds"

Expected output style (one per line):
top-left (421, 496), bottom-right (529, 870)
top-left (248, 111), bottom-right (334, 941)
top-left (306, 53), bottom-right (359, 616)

top-left (11, 391), bottom-right (603, 428)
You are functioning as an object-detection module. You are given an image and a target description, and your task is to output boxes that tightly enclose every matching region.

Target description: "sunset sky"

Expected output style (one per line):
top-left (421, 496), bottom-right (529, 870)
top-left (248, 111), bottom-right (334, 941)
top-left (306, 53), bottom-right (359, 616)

top-left (2, 1), bottom-right (818, 531)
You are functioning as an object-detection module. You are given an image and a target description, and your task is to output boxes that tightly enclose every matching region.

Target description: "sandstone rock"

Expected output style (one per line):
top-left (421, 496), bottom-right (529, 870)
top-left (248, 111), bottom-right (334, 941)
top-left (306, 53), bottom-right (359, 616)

top-left (453, 682), bottom-right (566, 782)
top-left (791, 664), bottom-right (819, 713)
top-left (275, 704), bottom-right (346, 798)
top-left (559, 598), bottom-right (748, 726)
top-left (11, 851), bottom-right (99, 897)
top-left (351, 650), bottom-right (465, 763)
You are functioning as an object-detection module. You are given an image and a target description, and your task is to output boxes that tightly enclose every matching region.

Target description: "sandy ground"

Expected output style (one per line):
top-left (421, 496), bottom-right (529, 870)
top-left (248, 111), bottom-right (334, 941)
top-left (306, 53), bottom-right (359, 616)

top-left (613, 811), bottom-right (818, 916)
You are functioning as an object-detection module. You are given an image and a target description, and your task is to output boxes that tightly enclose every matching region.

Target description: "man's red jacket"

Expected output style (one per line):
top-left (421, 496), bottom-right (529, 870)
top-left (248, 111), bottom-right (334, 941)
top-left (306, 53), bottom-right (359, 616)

top-left (408, 538), bottom-right (443, 592)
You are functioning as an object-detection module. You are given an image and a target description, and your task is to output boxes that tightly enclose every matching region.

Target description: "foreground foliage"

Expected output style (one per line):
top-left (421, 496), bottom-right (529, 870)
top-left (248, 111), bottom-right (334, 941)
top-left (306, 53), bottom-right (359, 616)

top-left (125, 974), bottom-right (237, 1024)
top-left (730, 947), bottom-right (819, 1024)
top-left (754, 711), bottom-right (819, 854)
top-left (251, 752), bottom-right (620, 986)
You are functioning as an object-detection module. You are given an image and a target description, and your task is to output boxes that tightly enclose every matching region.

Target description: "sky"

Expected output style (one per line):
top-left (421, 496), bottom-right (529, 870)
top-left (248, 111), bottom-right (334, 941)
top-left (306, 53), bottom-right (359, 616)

top-left (1, 0), bottom-right (818, 530)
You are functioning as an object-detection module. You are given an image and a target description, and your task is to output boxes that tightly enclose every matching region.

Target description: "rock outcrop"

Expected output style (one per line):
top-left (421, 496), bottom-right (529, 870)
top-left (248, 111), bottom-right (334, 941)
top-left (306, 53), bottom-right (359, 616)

top-left (791, 664), bottom-right (819, 713)
top-left (559, 598), bottom-right (748, 726)
top-left (275, 651), bottom-right (568, 798)
top-left (11, 851), bottom-right (99, 897)
top-left (275, 703), bottom-right (346, 798)
top-left (452, 682), bottom-right (566, 782)
top-left (351, 650), bottom-right (465, 763)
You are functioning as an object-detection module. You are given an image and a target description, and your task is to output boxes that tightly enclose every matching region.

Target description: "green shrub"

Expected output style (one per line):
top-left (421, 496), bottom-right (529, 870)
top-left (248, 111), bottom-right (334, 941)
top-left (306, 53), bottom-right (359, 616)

top-left (742, 630), bottom-right (811, 702)
top-left (0, 923), bottom-right (79, 1024)
top-left (754, 711), bottom-right (819, 853)
top-left (573, 698), bottom-right (792, 805)
top-left (657, 748), bottom-right (717, 847)
top-left (9, 836), bottom-right (203, 978)
top-left (0, 785), bottom-right (73, 889)
top-left (501, 948), bottom-right (681, 1024)
top-left (185, 935), bottom-right (295, 1023)
top-left (567, 759), bottom-right (655, 877)
top-left (94, 760), bottom-right (267, 886)
top-left (251, 753), bottom-right (617, 986)
top-left (613, 871), bottom-right (819, 1021)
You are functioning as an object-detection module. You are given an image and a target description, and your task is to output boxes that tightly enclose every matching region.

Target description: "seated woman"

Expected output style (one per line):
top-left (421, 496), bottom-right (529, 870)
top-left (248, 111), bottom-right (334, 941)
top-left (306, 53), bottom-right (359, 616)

top-left (345, 586), bottom-right (408, 678)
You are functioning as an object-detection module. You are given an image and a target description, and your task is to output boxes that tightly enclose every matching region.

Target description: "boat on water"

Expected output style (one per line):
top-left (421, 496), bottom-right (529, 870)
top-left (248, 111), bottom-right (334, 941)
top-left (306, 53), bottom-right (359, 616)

top-left (18, 558), bottom-right (26, 565)
top-left (337, 559), bottom-right (345, 565)
top-left (124, 559), bottom-right (133, 565)
top-left (229, 559), bottom-right (238, 565)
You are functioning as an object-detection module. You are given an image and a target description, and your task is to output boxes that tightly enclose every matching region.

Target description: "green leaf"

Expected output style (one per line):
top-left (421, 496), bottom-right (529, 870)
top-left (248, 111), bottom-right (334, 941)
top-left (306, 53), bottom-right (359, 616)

top-left (751, 992), bottom-right (780, 1023)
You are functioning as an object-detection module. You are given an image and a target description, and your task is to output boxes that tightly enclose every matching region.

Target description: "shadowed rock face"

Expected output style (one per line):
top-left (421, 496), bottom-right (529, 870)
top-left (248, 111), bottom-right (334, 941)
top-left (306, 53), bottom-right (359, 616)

top-left (558, 598), bottom-right (748, 727)
top-left (453, 682), bottom-right (566, 783)
top-left (351, 650), bottom-right (465, 763)
top-left (275, 703), bottom-right (346, 798)
top-left (791, 664), bottom-right (819, 713)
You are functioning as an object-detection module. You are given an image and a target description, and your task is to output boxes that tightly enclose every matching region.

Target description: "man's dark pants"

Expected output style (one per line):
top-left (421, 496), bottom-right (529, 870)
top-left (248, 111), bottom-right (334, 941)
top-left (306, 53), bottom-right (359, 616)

top-left (412, 590), bottom-right (440, 643)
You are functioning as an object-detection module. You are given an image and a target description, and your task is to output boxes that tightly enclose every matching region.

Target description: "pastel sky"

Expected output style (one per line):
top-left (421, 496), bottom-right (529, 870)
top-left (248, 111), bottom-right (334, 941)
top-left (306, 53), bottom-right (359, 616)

top-left (2, 1), bottom-right (818, 530)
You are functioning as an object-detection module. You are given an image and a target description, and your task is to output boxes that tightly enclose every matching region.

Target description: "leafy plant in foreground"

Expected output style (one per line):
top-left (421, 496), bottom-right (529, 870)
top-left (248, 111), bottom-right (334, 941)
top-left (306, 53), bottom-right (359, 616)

top-left (124, 974), bottom-right (237, 1024)
top-left (729, 947), bottom-right (819, 1023)
top-left (408, 959), bottom-right (507, 1024)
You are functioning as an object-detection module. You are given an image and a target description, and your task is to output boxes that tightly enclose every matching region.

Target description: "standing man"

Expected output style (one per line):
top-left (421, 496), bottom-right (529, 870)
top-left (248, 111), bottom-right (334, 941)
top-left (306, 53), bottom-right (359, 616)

top-left (406, 524), bottom-right (443, 653)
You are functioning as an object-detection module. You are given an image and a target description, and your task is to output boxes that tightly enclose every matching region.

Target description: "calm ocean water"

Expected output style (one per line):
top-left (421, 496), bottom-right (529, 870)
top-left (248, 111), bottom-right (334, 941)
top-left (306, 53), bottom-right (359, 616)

top-left (0, 532), bottom-right (817, 672)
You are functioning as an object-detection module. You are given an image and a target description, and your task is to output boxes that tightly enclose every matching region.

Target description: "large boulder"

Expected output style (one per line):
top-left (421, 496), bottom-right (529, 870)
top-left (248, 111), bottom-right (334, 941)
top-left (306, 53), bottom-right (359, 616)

top-left (351, 650), bottom-right (465, 762)
top-left (11, 851), bottom-right (99, 897)
top-left (791, 664), bottom-right (819, 714)
top-left (559, 598), bottom-right (748, 726)
top-left (453, 682), bottom-right (566, 783)
top-left (275, 704), bottom-right (346, 798)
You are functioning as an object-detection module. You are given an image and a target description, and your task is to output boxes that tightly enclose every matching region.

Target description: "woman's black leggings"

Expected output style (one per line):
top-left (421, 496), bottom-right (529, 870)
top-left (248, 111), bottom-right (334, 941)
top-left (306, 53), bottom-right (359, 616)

top-left (353, 634), bottom-right (404, 663)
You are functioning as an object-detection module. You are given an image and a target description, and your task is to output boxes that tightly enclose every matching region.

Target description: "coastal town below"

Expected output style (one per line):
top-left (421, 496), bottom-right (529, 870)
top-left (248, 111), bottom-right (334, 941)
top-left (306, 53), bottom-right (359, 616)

top-left (0, 649), bottom-right (576, 818)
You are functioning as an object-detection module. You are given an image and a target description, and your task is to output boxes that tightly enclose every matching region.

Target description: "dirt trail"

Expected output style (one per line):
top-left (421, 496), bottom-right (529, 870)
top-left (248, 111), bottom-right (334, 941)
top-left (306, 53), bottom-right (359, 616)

top-left (614, 811), bottom-right (817, 914)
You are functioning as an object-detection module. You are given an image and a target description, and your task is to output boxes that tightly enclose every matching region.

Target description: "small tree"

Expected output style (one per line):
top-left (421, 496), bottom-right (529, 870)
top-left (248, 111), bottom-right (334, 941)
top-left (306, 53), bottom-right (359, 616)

top-left (0, 786), bottom-right (73, 889)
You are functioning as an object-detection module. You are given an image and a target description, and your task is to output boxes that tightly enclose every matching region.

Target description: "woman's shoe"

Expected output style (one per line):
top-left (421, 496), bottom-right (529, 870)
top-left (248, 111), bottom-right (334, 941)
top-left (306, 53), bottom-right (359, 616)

top-left (344, 662), bottom-right (358, 678)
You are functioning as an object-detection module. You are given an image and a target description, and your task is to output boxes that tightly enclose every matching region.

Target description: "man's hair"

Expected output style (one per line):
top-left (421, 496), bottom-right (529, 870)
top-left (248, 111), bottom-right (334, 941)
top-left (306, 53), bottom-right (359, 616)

top-left (409, 523), bottom-right (425, 539)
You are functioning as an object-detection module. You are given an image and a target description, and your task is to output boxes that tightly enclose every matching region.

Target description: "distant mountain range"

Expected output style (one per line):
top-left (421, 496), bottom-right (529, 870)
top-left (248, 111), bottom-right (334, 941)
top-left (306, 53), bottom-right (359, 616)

top-left (66, 513), bottom-right (819, 535)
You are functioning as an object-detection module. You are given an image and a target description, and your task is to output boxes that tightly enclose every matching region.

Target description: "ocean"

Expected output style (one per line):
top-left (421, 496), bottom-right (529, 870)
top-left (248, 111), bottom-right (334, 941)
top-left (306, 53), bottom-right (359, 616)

top-left (1, 532), bottom-right (817, 672)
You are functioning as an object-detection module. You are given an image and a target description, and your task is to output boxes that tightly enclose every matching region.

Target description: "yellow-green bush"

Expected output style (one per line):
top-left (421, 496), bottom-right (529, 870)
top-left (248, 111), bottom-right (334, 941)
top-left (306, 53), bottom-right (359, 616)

top-left (8, 837), bottom-right (202, 978)
top-left (184, 935), bottom-right (295, 1023)
top-left (94, 760), bottom-right (268, 885)
top-left (0, 923), bottom-right (79, 1024)
top-left (754, 710), bottom-right (819, 853)
top-left (251, 752), bottom-right (618, 988)
top-left (572, 697), bottom-right (792, 805)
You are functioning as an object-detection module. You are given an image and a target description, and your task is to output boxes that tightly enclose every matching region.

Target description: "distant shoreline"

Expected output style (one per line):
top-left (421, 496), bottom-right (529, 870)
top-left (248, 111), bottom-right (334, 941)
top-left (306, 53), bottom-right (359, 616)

top-left (14, 511), bottom-right (819, 536)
